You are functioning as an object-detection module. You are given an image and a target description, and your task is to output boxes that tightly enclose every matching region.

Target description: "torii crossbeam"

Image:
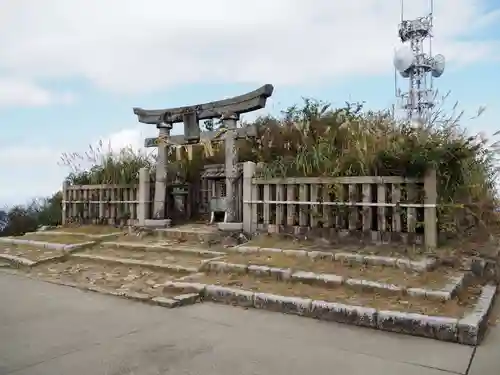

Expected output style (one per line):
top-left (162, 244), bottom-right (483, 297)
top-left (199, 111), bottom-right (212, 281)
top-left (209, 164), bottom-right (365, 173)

top-left (133, 84), bottom-right (274, 227)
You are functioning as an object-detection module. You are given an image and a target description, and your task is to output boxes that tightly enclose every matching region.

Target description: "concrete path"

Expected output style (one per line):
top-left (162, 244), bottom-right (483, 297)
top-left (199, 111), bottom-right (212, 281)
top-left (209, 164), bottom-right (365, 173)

top-left (0, 271), bottom-right (491, 375)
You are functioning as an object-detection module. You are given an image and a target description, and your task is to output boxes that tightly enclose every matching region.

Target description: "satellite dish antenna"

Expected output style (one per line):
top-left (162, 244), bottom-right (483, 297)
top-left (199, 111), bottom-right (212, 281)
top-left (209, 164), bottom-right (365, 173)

top-left (431, 54), bottom-right (445, 78)
top-left (393, 45), bottom-right (415, 74)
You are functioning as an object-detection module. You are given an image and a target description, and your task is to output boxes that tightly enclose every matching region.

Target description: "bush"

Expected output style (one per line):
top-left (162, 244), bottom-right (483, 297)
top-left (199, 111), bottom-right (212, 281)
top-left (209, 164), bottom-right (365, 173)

top-left (0, 192), bottom-right (62, 236)
top-left (60, 140), bottom-right (155, 185)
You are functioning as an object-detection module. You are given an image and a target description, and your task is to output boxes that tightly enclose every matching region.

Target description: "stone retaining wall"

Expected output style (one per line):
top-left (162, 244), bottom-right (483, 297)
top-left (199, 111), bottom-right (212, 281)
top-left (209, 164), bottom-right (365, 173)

top-left (164, 280), bottom-right (496, 345)
top-left (70, 253), bottom-right (198, 273)
top-left (0, 238), bottom-right (95, 251)
top-left (203, 260), bottom-right (468, 300)
top-left (230, 245), bottom-right (438, 272)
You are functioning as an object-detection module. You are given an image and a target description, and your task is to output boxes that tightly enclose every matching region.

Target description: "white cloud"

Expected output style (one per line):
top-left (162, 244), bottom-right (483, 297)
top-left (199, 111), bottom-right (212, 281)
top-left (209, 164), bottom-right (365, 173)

top-left (0, 0), bottom-right (498, 94)
top-left (0, 145), bottom-right (64, 206)
top-left (1, 0), bottom-right (499, 206)
top-left (0, 78), bottom-right (74, 108)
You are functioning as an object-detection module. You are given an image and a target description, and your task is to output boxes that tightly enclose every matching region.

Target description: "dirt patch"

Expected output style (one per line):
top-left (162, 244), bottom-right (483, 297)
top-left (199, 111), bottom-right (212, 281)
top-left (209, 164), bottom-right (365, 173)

top-left (50, 225), bottom-right (122, 235)
top-left (0, 243), bottom-right (64, 261)
top-left (17, 234), bottom-right (91, 244)
top-left (195, 272), bottom-right (480, 317)
top-left (27, 259), bottom-right (179, 298)
top-left (225, 252), bottom-right (454, 289)
top-left (82, 246), bottom-right (217, 268)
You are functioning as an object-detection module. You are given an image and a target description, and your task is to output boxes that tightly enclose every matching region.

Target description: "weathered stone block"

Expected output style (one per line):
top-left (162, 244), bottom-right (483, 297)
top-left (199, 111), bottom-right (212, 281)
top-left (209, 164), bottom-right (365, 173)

top-left (204, 285), bottom-right (254, 307)
top-left (254, 293), bottom-right (312, 316)
top-left (173, 293), bottom-right (200, 306)
top-left (291, 271), bottom-right (318, 283)
top-left (458, 284), bottom-right (497, 345)
top-left (363, 255), bottom-right (397, 267)
top-left (442, 274), bottom-right (465, 296)
top-left (458, 312), bottom-right (482, 346)
top-left (248, 265), bottom-right (271, 276)
top-left (283, 249), bottom-right (307, 257)
top-left (123, 292), bottom-right (151, 302)
top-left (411, 258), bottom-right (437, 272)
top-left (345, 279), bottom-right (403, 294)
top-left (163, 281), bottom-right (206, 293)
top-left (406, 287), bottom-right (427, 298)
top-left (207, 261), bottom-right (247, 274)
top-left (470, 258), bottom-right (486, 277)
top-left (152, 296), bottom-right (180, 308)
top-left (396, 258), bottom-right (412, 269)
top-left (307, 251), bottom-right (334, 261)
top-left (268, 267), bottom-right (292, 281)
top-left (0, 254), bottom-right (35, 267)
top-left (235, 246), bottom-right (260, 253)
top-left (310, 300), bottom-right (377, 327)
top-left (316, 274), bottom-right (344, 286)
top-left (424, 290), bottom-right (451, 301)
top-left (64, 241), bottom-right (96, 253)
top-left (377, 310), bottom-right (458, 341)
top-left (334, 252), bottom-right (364, 264)
top-left (260, 247), bottom-right (283, 253)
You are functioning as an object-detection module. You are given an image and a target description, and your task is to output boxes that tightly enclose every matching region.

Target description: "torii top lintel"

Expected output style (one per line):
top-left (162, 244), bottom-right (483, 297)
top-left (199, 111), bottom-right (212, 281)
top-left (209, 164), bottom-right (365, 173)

top-left (133, 84), bottom-right (274, 125)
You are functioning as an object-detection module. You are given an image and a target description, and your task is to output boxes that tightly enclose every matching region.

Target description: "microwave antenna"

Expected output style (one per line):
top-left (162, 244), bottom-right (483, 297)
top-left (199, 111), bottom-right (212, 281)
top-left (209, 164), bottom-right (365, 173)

top-left (393, 0), bottom-right (445, 125)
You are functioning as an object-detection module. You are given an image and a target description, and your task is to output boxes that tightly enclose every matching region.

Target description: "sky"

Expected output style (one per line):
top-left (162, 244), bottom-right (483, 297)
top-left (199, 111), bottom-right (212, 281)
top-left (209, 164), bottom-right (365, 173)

top-left (0, 0), bottom-right (499, 207)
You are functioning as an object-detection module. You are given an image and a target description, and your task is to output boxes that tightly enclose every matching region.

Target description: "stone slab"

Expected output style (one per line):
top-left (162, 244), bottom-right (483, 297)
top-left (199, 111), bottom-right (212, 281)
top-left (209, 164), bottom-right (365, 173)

top-left (0, 254), bottom-right (36, 267)
top-left (71, 253), bottom-right (198, 273)
top-left (458, 284), bottom-right (497, 346)
top-left (310, 300), bottom-right (377, 327)
top-left (204, 285), bottom-right (255, 307)
top-left (377, 310), bottom-right (458, 342)
top-left (345, 278), bottom-right (404, 294)
top-left (206, 261), bottom-right (248, 274)
top-left (237, 245), bottom-right (437, 272)
top-left (173, 293), bottom-right (200, 306)
top-left (254, 293), bottom-right (312, 316)
top-left (218, 222), bottom-right (243, 231)
top-left (152, 296), bottom-right (180, 308)
top-left (163, 281), bottom-right (207, 293)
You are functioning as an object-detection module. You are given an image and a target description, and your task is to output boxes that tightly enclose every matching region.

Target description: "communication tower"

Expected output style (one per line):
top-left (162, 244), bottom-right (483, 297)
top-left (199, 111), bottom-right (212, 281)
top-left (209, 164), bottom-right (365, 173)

top-left (393, 0), bottom-right (445, 125)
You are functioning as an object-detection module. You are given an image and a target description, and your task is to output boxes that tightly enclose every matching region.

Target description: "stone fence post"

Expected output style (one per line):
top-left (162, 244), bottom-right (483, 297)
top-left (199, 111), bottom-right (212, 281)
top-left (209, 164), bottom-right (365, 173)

top-left (61, 181), bottom-right (69, 225)
top-left (137, 168), bottom-right (151, 226)
top-left (424, 168), bottom-right (438, 249)
top-left (222, 112), bottom-right (239, 223)
top-left (243, 161), bottom-right (256, 234)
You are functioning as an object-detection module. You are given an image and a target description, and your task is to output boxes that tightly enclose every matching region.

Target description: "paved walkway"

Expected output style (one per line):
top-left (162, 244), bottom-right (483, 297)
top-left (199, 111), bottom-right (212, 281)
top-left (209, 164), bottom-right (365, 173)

top-left (0, 271), bottom-right (497, 375)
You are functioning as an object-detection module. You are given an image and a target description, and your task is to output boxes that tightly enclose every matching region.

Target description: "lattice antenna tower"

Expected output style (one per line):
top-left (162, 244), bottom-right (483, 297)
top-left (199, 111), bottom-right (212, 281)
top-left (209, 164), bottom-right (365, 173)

top-left (393, 0), bottom-right (445, 126)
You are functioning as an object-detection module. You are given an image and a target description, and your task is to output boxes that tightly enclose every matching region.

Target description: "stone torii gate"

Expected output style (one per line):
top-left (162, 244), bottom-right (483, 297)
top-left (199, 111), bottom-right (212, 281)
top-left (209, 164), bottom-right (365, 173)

top-left (133, 84), bottom-right (274, 227)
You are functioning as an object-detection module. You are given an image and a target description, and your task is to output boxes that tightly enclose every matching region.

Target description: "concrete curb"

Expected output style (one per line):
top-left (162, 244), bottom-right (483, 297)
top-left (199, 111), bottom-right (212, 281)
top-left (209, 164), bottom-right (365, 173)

top-left (0, 254), bottom-right (36, 267)
top-left (202, 260), bottom-right (466, 300)
top-left (0, 241), bottom-right (95, 268)
top-left (457, 284), bottom-right (497, 346)
top-left (0, 269), bottom-right (202, 310)
top-left (165, 280), bottom-right (495, 345)
top-left (101, 241), bottom-right (226, 257)
top-left (0, 238), bottom-right (96, 252)
top-left (230, 245), bottom-right (437, 271)
top-left (31, 231), bottom-right (121, 239)
top-left (70, 253), bottom-right (198, 274)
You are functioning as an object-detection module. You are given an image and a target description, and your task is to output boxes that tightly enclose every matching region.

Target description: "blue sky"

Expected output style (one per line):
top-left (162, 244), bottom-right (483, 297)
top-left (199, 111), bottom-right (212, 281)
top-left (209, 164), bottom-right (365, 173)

top-left (0, 0), bottom-right (499, 206)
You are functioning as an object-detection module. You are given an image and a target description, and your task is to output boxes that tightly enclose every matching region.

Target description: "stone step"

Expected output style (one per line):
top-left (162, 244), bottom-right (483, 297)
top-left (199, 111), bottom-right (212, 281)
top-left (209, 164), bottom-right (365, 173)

top-left (155, 226), bottom-right (223, 245)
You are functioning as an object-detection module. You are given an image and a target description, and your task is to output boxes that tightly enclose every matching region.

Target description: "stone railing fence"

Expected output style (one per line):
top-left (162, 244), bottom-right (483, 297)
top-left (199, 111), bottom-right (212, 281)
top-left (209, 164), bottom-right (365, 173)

top-left (241, 162), bottom-right (438, 249)
top-left (62, 162), bottom-right (438, 248)
top-left (62, 182), bottom-right (143, 225)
